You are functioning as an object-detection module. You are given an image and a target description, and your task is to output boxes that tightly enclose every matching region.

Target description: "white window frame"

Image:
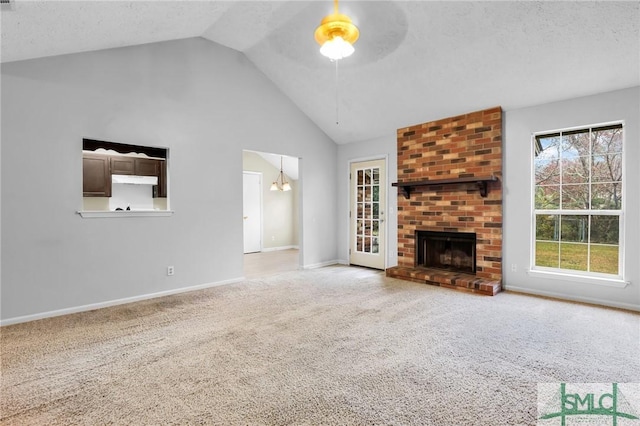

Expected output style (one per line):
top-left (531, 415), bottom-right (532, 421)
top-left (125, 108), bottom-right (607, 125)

top-left (529, 121), bottom-right (628, 288)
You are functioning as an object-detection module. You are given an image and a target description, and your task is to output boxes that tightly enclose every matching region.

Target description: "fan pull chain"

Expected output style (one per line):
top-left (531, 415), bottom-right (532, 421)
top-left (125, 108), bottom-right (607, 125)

top-left (335, 59), bottom-right (339, 125)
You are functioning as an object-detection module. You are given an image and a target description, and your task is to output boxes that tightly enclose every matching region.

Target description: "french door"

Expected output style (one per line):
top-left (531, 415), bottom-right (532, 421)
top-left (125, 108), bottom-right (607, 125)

top-left (349, 159), bottom-right (386, 269)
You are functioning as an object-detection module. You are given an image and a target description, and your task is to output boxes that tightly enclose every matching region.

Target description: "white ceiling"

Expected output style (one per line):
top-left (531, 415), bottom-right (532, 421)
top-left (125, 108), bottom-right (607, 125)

top-left (2, 1), bottom-right (638, 145)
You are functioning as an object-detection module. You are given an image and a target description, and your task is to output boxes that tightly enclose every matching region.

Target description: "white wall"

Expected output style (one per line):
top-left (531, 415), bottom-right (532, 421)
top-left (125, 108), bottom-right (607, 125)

top-left (242, 151), bottom-right (298, 250)
top-left (336, 134), bottom-right (398, 268)
top-left (0, 38), bottom-right (338, 323)
top-left (503, 87), bottom-right (640, 311)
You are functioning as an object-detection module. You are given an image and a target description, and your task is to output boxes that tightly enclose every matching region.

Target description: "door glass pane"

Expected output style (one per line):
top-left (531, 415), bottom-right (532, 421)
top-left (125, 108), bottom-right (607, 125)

top-left (364, 237), bottom-right (371, 253)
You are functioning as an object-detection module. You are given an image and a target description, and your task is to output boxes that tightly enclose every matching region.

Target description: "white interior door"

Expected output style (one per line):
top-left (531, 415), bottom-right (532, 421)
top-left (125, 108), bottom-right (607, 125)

top-left (243, 172), bottom-right (262, 254)
top-left (350, 159), bottom-right (386, 269)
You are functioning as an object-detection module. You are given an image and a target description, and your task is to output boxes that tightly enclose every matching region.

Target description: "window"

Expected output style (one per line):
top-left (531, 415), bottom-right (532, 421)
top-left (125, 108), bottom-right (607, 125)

top-left (80, 139), bottom-right (171, 217)
top-left (532, 123), bottom-right (623, 278)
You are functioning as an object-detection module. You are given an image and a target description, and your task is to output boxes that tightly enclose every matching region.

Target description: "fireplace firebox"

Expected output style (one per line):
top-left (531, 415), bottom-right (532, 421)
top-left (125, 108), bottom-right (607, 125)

top-left (416, 231), bottom-right (476, 274)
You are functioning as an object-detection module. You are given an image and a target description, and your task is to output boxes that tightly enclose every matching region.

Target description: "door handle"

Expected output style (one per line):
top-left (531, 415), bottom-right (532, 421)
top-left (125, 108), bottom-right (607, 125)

top-left (243, 216), bottom-right (248, 220)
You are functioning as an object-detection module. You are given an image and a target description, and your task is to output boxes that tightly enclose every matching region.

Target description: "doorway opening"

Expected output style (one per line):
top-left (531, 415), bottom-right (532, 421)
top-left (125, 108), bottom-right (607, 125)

top-left (242, 150), bottom-right (301, 278)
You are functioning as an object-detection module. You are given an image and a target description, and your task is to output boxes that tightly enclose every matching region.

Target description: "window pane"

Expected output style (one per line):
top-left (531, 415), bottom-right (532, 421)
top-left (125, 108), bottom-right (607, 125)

top-left (560, 242), bottom-right (588, 271)
top-left (560, 215), bottom-right (588, 243)
top-left (562, 131), bottom-right (590, 158)
top-left (590, 216), bottom-right (619, 244)
top-left (535, 185), bottom-right (560, 209)
top-left (373, 202), bottom-right (379, 219)
top-left (372, 237), bottom-right (379, 254)
top-left (357, 187), bottom-right (363, 202)
top-left (373, 185), bottom-right (379, 202)
top-left (357, 203), bottom-right (364, 218)
top-left (357, 170), bottom-right (364, 185)
top-left (535, 159), bottom-right (560, 185)
top-left (536, 215), bottom-right (559, 241)
top-left (372, 221), bottom-right (379, 236)
top-left (535, 241), bottom-right (559, 268)
top-left (592, 127), bottom-right (622, 154)
top-left (561, 184), bottom-right (589, 209)
top-left (536, 136), bottom-right (560, 157)
top-left (562, 157), bottom-right (590, 184)
top-left (590, 244), bottom-right (619, 275)
top-left (591, 183), bottom-right (622, 210)
top-left (591, 154), bottom-right (622, 183)
top-left (372, 168), bottom-right (380, 185)
top-left (364, 169), bottom-right (371, 184)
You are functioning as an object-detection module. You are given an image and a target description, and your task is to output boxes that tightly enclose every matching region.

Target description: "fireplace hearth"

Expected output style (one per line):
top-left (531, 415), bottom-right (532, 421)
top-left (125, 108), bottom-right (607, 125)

top-left (416, 230), bottom-right (476, 274)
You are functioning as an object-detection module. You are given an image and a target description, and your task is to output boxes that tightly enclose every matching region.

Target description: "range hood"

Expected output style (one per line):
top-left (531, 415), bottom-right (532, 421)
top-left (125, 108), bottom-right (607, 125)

top-left (112, 174), bottom-right (158, 185)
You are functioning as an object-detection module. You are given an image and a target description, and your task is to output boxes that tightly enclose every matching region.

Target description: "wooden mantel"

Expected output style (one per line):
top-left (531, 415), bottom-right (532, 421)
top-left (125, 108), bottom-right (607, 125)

top-left (392, 175), bottom-right (498, 199)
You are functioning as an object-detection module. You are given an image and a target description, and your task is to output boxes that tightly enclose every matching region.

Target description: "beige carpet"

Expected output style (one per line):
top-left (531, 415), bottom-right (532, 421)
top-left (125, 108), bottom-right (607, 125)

top-left (1, 265), bottom-right (639, 425)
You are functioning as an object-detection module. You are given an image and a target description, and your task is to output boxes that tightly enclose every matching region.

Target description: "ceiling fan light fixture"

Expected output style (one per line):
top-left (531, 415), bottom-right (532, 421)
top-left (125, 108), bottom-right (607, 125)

top-left (314, 2), bottom-right (359, 61)
top-left (319, 36), bottom-right (355, 60)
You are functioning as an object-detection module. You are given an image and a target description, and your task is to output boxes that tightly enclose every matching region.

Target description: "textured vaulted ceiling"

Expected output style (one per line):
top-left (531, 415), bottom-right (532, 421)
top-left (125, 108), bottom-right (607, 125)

top-left (2, 1), bottom-right (639, 145)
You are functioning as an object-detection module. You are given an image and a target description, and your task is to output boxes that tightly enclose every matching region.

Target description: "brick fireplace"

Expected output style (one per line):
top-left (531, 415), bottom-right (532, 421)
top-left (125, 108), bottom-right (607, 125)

top-left (386, 107), bottom-right (503, 295)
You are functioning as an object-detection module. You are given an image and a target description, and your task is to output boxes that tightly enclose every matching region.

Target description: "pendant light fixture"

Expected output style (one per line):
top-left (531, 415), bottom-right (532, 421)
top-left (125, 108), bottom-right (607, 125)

top-left (314, 0), bottom-right (359, 61)
top-left (270, 156), bottom-right (291, 192)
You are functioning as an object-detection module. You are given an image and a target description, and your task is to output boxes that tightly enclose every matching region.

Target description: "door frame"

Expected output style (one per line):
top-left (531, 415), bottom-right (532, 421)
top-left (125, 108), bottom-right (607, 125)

top-left (243, 171), bottom-right (263, 254)
top-left (347, 155), bottom-right (389, 269)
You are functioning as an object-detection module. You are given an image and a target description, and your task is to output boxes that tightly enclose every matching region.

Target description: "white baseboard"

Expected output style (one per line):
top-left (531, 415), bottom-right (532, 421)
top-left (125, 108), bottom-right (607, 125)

top-left (261, 245), bottom-right (299, 252)
top-left (337, 259), bottom-right (349, 265)
top-left (504, 285), bottom-right (640, 312)
top-left (0, 277), bottom-right (244, 326)
top-left (303, 259), bottom-right (340, 269)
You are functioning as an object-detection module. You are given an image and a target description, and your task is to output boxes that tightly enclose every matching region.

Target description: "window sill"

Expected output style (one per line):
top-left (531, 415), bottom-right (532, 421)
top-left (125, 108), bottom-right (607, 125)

top-left (77, 210), bottom-right (174, 218)
top-left (527, 269), bottom-right (629, 288)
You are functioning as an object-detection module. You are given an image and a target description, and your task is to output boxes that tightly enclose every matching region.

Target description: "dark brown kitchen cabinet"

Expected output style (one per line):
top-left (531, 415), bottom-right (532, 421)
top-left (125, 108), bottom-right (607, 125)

top-left (155, 160), bottom-right (167, 198)
top-left (111, 157), bottom-right (158, 176)
top-left (111, 156), bottom-right (135, 175)
top-left (83, 154), bottom-right (111, 197)
top-left (135, 158), bottom-right (159, 176)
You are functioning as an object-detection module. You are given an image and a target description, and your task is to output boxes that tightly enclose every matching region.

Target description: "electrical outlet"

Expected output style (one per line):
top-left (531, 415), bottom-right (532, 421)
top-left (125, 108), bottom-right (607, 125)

top-left (167, 266), bottom-right (175, 276)
top-left (511, 264), bottom-right (517, 272)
